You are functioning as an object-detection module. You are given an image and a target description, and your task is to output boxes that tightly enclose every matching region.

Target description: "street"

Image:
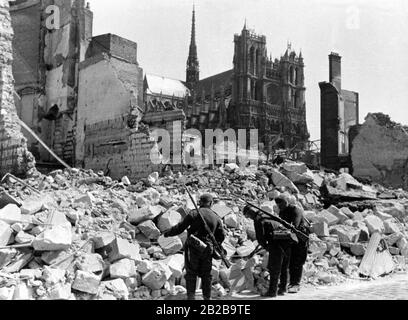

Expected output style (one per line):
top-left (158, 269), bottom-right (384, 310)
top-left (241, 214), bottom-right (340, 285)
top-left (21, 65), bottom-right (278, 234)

top-left (229, 273), bottom-right (408, 300)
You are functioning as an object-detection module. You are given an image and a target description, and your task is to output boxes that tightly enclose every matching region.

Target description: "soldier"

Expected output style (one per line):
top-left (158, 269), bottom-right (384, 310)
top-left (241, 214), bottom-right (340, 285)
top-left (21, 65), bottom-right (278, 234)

top-left (163, 194), bottom-right (225, 300)
top-left (275, 194), bottom-right (310, 294)
top-left (243, 203), bottom-right (297, 297)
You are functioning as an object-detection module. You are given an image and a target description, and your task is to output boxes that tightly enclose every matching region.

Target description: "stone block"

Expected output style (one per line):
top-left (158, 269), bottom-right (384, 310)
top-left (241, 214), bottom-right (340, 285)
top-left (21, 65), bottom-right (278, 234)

top-left (309, 240), bottom-right (328, 258)
top-left (0, 249), bottom-right (16, 269)
top-left (224, 214), bottom-right (239, 229)
top-left (315, 210), bottom-right (339, 226)
top-left (76, 254), bottom-right (105, 274)
top-left (329, 225), bottom-right (361, 247)
top-left (304, 211), bottom-right (318, 223)
top-left (260, 201), bottom-right (276, 215)
top-left (385, 233), bottom-right (403, 247)
top-left (352, 212), bottom-right (364, 221)
top-left (397, 238), bottom-right (408, 252)
top-left (340, 207), bottom-right (355, 219)
top-left (312, 222), bottom-right (330, 237)
top-left (0, 221), bottom-right (12, 246)
top-left (41, 250), bottom-right (71, 266)
top-left (364, 216), bottom-right (385, 235)
top-left (143, 188), bottom-right (161, 205)
top-left (138, 220), bottom-right (161, 240)
top-left (384, 220), bottom-right (400, 235)
top-left (32, 224), bottom-right (72, 251)
top-left (225, 163), bottom-right (240, 173)
top-left (212, 204), bottom-right (233, 219)
top-left (350, 243), bottom-right (366, 256)
top-left (389, 247), bottom-right (400, 256)
top-left (137, 259), bottom-right (154, 274)
top-left (135, 195), bottom-right (150, 208)
top-left (107, 238), bottom-right (141, 263)
top-left (157, 236), bottom-right (183, 255)
top-left (11, 223), bottom-right (23, 233)
top-left (101, 279), bottom-right (129, 300)
top-left (121, 176), bottom-right (131, 186)
top-left (74, 192), bottom-right (96, 207)
top-left (20, 197), bottom-right (45, 215)
top-left (148, 172), bottom-right (160, 184)
top-left (49, 283), bottom-right (72, 300)
top-left (0, 204), bottom-right (22, 225)
top-left (163, 254), bottom-right (184, 278)
top-left (72, 270), bottom-right (101, 295)
top-left (12, 283), bottom-right (34, 300)
top-left (269, 169), bottom-right (299, 193)
top-left (15, 231), bottom-right (35, 244)
top-left (0, 287), bottom-right (15, 300)
top-left (20, 269), bottom-right (42, 279)
top-left (0, 192), bottom-right (21, 209)
top-left (375, 210), bottom-right (394, 221)
top-left (42, 267), bottom-right (66, 286)
top-left (327, 205), bottom-right (348, 224)
top-left (142, 268), bottom-right (168, 290)
top-left (109, 259), bottom-right (137, 279)
top-left (135, 233), bottom-right (151, 248)
top-left (236, 241), bottom-right (256, 257)
top-left (92, 232), bottom-right (115, 249)
top-left (222, 241), bottom-right (236, 258)
top-left (157, 210), bottom-right (182, 232)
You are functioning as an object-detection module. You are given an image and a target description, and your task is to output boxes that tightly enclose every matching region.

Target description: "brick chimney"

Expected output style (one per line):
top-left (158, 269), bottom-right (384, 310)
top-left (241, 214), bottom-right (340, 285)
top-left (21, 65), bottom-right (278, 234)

top-left (329, 52), bottom-right (342, 92)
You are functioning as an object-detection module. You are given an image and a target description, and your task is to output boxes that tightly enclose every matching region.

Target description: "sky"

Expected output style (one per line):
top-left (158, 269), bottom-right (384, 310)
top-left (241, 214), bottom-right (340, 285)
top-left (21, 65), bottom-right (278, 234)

top-left (90, 0), bottom-right (408, 141)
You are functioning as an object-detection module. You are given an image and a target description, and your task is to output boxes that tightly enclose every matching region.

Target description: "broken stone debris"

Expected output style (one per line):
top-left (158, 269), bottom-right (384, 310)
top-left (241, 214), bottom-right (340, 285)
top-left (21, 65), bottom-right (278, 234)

top-left (0, 159), bottom-right (407, 300)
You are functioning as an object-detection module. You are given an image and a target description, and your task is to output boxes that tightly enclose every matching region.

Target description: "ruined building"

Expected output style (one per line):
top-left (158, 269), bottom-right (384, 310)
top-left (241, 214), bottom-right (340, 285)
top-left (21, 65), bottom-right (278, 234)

top-left (8, 0), bottom-right (184, 180)
top-left (320, 53), bottom-right (359, 171)
top-left (350, 113), bottom-right (408, 190)
top-left (5, 2), bottom-right (310, 180)
top-left (0, 0), bottom-right (35, 177)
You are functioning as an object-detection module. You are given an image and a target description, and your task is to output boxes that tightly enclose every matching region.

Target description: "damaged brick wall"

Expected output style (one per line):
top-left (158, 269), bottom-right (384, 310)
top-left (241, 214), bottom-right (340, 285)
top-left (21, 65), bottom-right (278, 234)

top-left (0, 0), bottom-right (36, 177)
top-left (350, 113), bottom-right (408, 190)
top-left (83, 117), bottom-right (160, 181)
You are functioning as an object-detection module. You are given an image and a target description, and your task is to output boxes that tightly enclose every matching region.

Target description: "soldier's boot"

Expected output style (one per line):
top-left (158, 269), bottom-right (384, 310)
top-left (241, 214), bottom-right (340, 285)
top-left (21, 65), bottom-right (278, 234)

top-left (186, 275), bottom-right (197, 300)
top-left (266, 277), bottom-right (279, 298)
top-left (201, 275), bottom-right (213, 301)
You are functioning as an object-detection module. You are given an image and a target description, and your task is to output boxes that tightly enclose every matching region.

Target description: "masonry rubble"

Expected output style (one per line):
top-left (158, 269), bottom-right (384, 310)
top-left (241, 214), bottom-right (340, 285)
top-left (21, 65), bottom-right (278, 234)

top-left (0, 158), bottom-right (407, 300)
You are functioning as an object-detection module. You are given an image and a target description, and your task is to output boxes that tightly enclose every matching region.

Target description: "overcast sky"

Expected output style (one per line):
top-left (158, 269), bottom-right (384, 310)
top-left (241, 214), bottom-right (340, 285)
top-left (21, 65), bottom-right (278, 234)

top-left (90, 0), bottom-right (408, 141)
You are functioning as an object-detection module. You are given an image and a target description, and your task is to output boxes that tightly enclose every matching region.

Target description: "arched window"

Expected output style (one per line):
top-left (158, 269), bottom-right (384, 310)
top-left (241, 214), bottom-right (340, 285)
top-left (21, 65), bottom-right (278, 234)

top-left (255, 49), bottom-right (260, 75)
top-left (296, 68), bottom-right (301, 85)
top-left (289, 66), bottom-right (296, 84)
top-left (249, 47), bottom-right (255, 75)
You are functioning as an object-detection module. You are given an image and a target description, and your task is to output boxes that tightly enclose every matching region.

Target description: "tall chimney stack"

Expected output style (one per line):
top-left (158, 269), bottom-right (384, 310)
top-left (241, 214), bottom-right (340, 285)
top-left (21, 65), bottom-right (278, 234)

top-left (329, 52), bottom-right (342, 92)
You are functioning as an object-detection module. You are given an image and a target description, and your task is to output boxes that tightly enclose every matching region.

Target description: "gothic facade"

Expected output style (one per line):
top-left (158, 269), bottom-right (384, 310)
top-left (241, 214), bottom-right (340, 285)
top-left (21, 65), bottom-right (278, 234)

top-left (181, 10), bottom-right (310, 152)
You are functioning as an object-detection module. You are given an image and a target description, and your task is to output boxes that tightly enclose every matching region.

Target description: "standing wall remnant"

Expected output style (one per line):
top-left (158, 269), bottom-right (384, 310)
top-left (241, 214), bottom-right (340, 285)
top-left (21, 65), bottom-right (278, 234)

top-left (0, 0), bottom-right (36, 177)
top-left (350, 113), bottom-right (408, 190)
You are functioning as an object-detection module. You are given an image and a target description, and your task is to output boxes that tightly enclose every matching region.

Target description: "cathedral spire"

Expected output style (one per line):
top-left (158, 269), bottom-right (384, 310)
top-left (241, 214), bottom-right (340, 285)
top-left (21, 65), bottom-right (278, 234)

top-left (186, 4), bottom-right (200, 91)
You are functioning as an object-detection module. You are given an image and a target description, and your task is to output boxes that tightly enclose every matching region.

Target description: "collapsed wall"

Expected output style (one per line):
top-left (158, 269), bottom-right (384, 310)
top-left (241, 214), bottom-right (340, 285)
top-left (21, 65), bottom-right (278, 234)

top-left (350, 113), bottom-right (408, 190)
top-left (0, 0), bottom-right (35, 177)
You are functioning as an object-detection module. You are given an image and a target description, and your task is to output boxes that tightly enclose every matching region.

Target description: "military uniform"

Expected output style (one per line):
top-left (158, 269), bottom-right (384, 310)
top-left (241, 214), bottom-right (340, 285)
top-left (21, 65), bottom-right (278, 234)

top-left (164, 207), bottom-right (225, 300)
top-left (279, 204), bottom-right (309, 290)
top-left (251, 213), bottom-right (294, 297)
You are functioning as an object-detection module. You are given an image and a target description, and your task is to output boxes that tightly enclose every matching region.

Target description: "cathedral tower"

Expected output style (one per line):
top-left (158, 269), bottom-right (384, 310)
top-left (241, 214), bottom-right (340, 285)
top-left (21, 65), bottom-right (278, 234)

top-left (232, 23), bottom-right (267, 104)
top-left (186, 5), bottom-right (199, 91)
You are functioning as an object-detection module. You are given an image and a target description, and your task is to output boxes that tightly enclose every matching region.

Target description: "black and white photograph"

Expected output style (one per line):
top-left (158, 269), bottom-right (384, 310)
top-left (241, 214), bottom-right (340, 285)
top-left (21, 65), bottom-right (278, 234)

top-left (1, 0), bottom-right (408, 309)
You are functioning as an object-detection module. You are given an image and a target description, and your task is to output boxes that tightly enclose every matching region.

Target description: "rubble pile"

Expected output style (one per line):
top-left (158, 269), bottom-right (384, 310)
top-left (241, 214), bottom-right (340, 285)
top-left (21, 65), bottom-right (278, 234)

top-left (0, 160), bottom-right (408, 300)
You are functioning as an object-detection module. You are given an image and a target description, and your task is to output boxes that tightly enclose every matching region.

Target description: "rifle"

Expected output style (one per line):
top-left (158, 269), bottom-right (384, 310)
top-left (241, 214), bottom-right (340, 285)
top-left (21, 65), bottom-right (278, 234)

top-left (233, 196), bottom-right (310, 243)
top-left (184, 185), bottom-right (232, 268)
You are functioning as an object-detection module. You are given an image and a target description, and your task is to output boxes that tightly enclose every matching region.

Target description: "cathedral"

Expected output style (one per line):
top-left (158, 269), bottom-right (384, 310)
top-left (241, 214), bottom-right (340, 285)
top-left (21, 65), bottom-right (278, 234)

top-left (178, 7), bottom-right (310, 153)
